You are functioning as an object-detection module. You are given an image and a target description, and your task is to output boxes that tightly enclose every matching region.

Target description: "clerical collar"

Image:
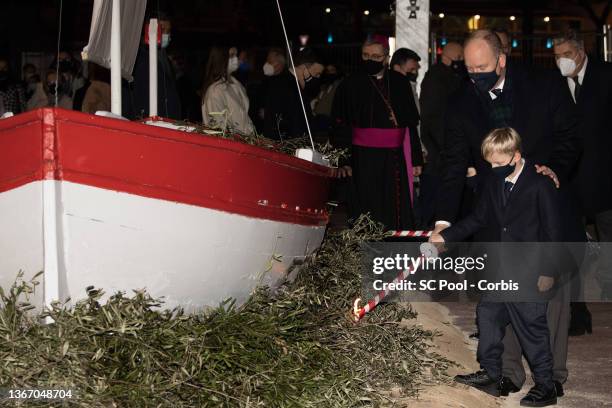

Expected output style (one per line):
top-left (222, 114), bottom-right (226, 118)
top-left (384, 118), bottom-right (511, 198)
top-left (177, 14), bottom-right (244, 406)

top-left (371, 69), bottom-right (386, 80)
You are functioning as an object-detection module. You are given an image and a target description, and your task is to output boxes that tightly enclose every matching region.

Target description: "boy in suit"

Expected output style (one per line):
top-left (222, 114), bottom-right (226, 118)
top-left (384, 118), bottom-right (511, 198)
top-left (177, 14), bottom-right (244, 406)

top-left (431, 127), bottom-right (560, 407)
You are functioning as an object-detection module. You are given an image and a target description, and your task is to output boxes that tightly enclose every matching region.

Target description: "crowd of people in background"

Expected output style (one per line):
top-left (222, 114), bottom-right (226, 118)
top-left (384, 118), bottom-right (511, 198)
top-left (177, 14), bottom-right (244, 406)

top-left (1, 9), bottom-right (611, 406)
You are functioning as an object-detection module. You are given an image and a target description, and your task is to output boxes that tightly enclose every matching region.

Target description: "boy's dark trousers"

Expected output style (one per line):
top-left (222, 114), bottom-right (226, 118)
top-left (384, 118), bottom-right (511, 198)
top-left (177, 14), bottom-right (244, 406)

top-left (477, 301), bottom-right (554, 389)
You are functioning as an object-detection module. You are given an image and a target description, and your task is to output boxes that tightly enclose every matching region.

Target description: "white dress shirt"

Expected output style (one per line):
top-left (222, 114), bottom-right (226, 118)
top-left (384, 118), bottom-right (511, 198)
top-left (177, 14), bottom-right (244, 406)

top-left (489, 77), bottom-right (506, 100)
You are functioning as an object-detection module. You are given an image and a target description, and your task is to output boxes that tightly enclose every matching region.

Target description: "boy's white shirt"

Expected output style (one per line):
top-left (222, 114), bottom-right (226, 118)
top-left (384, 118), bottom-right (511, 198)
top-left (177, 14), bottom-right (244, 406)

top-left (505, 158), bottom-right (525, 189)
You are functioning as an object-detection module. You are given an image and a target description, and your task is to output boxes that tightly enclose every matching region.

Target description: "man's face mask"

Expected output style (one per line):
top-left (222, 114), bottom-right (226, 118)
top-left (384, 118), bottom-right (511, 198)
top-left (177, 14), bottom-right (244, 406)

top-left (406, 72), bottom-right (418, 82)
top-left (58, 60), bottom-right (73, 74)
top-left (161, 34), bottom-right (171, 49)
top-left (48, 82), bottom-right (57, 95)
top-left (557, 53), bottom-right (580, 77)
top-left (303, 68), bottom-right (321, 99)
top-left (363, 59), bottom-right (384, 76)
top-left (468, 57), bottom-right (500, 93)
top-left (263, 62), bottom-right (275, 76)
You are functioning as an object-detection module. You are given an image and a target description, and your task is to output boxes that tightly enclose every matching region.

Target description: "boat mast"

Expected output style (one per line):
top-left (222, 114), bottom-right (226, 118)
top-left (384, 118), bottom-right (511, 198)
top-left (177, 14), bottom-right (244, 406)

top-left (148, 19), bottom-right (158, 117)
top-left (110, 0), bottom-right (122, 115)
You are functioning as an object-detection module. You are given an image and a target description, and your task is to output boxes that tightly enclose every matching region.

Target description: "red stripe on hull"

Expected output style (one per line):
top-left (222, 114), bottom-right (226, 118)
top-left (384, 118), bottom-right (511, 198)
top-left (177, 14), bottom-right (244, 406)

top-left (0, 108), bottom-right (331, 226)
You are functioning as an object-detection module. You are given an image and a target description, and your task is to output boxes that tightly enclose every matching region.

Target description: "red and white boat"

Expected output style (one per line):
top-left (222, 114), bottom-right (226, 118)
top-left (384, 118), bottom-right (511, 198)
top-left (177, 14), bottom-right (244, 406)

top-left (0, 108), bottom-right (331, 311)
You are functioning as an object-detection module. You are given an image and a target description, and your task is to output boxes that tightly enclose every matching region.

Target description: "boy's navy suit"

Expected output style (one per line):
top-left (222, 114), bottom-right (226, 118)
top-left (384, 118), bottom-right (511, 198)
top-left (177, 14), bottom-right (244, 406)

top-left (442, 159), bottom-right (561, 390)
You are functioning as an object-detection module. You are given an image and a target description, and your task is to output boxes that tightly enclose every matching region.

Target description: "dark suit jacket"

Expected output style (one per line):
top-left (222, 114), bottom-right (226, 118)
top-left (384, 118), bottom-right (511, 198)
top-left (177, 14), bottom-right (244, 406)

top-left (442, 161), bottom-right (562, 242)
top-left (122, 46), bottom-right (181, 120)
top-left (437, 63), bottom-right (581, 223)
top-left (570, 59), bottom-right (612, 216)
top-left (419, 63), bottom-right (466, 174)
top-left (441, 161), bottom-right (562, 279)
top-left (263, 71), bottom-right (311, 140)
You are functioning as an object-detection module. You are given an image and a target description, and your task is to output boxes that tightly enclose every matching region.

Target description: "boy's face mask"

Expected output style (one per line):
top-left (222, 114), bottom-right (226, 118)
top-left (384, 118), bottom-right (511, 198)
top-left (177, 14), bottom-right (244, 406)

top-left (491, 157), bottom-right (516, 179)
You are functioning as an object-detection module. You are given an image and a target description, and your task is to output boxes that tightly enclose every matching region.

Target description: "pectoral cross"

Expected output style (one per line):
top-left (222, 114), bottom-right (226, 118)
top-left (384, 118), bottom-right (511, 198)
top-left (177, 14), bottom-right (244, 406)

top-left (389, 110), bottom-right (398, 127)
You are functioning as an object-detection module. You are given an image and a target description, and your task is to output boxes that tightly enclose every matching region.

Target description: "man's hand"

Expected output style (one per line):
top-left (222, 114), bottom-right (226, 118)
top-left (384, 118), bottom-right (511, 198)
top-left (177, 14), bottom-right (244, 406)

top-left (535, 165), bottom-right (560, 188)
top-left (537, 275), bottom-right (554, 292)
top-left (331, 165), bottom-right (352, 178)
top-left (413, 166), bottom-right (422, 177)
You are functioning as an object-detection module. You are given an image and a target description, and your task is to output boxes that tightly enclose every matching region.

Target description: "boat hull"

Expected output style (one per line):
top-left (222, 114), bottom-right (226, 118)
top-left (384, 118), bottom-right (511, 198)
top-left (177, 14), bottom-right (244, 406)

top-left (0, 108), bottom-right (331, 311)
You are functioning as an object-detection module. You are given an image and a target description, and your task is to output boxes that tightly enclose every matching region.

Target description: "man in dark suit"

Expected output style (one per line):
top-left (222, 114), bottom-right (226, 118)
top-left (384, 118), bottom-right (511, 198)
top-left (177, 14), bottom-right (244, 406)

top-left (419, 42), bottom-right (468, 227)
top-left (432, 29), bottom-right (582, 401)
top-left (553, 30), bottom-right (612, 305)
top-left (432, 127), bottom-right (560, 406)
top-left (263, 48), bottom-right (323, 140)
top-left (122, 12), bottom-right (181, 120)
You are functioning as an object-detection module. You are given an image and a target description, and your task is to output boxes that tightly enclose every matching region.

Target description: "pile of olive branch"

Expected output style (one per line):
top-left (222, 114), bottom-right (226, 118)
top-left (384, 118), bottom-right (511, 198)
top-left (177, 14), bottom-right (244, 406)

top-left (176, 120), bottom-right (349, 167)
top-left (0, 216), bottom-right (453, 407)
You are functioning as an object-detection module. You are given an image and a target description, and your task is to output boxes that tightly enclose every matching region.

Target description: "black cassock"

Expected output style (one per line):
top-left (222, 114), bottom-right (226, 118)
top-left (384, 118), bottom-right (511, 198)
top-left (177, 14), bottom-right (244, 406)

top-left (332, 69), bottom-right (423, 230)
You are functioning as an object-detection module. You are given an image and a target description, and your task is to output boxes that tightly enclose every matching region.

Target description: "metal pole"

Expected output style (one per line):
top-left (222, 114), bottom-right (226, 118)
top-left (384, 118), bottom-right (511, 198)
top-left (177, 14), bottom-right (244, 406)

top-left (110, 0), bottom-right (122, 115)
top-left (148, 19), bottom-right (158, 117)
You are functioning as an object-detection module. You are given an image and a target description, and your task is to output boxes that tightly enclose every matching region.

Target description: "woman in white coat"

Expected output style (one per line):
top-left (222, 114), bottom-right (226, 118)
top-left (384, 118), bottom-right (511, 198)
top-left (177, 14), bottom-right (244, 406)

top-left (201, 46), bottom-right (254, 135)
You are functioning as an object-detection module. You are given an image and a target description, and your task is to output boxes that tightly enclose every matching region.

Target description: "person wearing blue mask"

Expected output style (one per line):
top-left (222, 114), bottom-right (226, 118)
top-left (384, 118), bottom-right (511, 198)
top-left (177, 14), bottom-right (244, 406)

top-left (432, 29), bottom-right (583, 403)
top-left (122, 10), bottom-right (181, 120)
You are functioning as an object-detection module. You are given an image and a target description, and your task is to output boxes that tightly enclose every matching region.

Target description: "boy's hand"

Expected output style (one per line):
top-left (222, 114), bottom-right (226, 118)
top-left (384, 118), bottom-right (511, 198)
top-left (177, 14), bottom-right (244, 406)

top-left (537, 276), bottom-right (554, 292)
top-left (429, 233), bottom-right (445, 243)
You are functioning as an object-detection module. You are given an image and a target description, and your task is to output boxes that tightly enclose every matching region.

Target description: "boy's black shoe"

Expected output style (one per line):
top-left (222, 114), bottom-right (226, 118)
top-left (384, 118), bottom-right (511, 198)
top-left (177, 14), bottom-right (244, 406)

top-left (554, 381), bottom-right (564, 397)
top-left (454, 370), bottom-right (500, 397)
top-left (499, 377), bottom-right (520, 396)
top-left (520, 384), bottom-right (557, 407)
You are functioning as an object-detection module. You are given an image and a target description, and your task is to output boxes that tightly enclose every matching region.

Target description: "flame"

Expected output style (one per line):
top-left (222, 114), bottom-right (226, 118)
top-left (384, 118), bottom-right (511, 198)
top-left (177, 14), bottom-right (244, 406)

top-left (352, 298), bottom-right (363, 322)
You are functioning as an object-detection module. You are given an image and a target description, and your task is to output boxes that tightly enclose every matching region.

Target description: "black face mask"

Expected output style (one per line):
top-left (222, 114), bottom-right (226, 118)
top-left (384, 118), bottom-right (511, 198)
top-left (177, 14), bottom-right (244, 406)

top-left (406, 72), bottom-right (418, 83)
top-left (363, 59), bottom-right (384, 76)
top-left (321, 73), bottom-right (339, 86)
top-left (491, 159), bottom-right (515, 179)
top-left (468, 59), bottom-right (500, 93)
top-left (58, 60), bottom-right (73, 74)
top-left (303, 76), bottom-right (321, 100)
top-left (48, 82), bottom-right (57, 96)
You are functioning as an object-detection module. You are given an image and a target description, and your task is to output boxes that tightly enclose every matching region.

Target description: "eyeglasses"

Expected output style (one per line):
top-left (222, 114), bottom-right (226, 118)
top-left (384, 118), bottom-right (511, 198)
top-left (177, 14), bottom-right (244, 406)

top-left (362, 52), bottom-right (385, 62)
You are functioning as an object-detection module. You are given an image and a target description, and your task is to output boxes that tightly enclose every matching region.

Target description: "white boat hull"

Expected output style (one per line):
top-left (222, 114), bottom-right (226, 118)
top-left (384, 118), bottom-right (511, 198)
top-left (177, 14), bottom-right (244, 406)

top-left (0, 180), bottom-right (325, 312)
